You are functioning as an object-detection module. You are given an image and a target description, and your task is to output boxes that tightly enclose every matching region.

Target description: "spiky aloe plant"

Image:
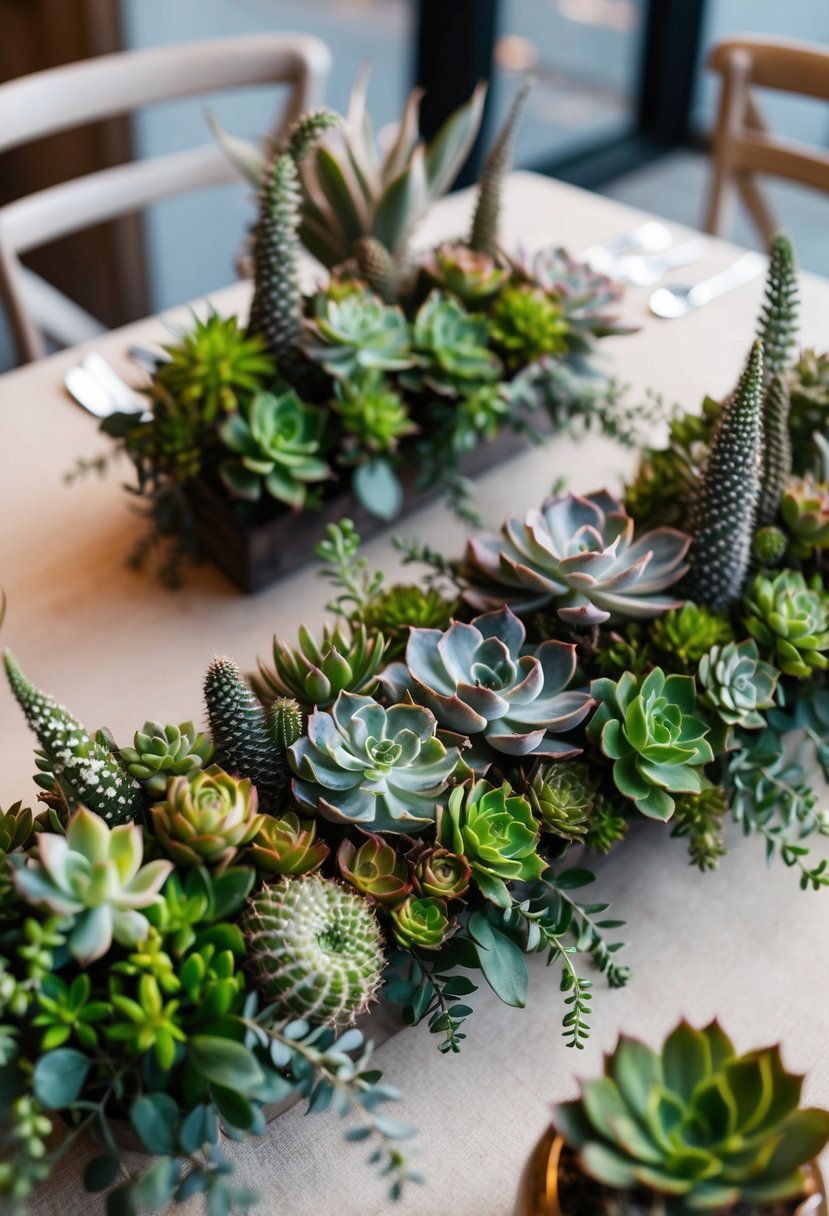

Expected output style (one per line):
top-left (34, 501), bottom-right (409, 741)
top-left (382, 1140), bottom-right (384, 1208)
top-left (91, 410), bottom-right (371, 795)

top-left (469, 77), bottom-right (532, 256)
top-left (4, 651), bottom-right (142, 824)
top-left (245, 875), bottom-right (385, 1026)
top-left (683, 341), bottom-right (764, 611)
top-left (204, 657), bottom-right (287, 809)
top-left (247, 153), bottom-right (303, 365)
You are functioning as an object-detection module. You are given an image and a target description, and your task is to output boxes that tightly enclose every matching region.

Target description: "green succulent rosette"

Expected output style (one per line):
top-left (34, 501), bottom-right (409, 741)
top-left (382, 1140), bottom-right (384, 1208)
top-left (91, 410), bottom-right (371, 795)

top-left (302, 291), bottom-right (414, 380)
top-left (337, 834), bottom-right (411, 906)
top-left (743, 570), bottom-right (829, 678)
top-left (120, 720), bottom-right (214, 798)
top-left (247, 811), bottom-right (329, 876)
top-left (649, 603), bottom-right (734, 671)
top-left (588, 669), bottom-right (715, 821)
top-left (150, 765), bottom-right (263, 869)
top-left (356, 584), bottom-right (456, 661)
top-left (421, 242), bottom-right (508, 304)
top-left (409, 843), bottom-right (471, 901)
top-left (257, 621), bottom-right (387, 710)
top-left (406, 290), bottom-right (501, 396)
top-left (390, 895), bottom-right (452, 951)
top-left (219, 388), bottom-right (329, 509)
top-left (527, 762), bottom-right (596, 842)
top-left (490, 283), bottom-right (570, 369)
top-left (698, 639), bottom-right (778, 731)
top-left (290, 692), bottom-right (459, 832)
top-left (553, 1019), bottom-right (829, 1212)
top-left (438, 779), bottom-right (544, 907)
top-left (781, 474), bottom-right (829, 557)
top-left (333, 374), bottom-right (415, 454)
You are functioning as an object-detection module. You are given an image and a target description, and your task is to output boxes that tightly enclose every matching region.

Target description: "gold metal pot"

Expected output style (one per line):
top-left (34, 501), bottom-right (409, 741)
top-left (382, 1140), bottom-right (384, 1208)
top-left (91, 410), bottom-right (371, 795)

top-left (513, 1132), bottom-right (828, 1216)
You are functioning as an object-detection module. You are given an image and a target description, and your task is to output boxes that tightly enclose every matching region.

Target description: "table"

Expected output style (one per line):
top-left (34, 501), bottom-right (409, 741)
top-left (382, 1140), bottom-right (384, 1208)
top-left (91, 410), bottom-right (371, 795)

top-left (1, 173), bottom-right (828, 1216)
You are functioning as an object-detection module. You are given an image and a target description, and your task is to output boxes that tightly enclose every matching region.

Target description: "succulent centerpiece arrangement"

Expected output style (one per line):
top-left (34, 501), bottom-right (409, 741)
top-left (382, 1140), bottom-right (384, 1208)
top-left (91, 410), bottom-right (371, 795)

top-left (78, 75), bottom-right (642, 589)
top-left (516, 1019), bottom-right (829, 1215)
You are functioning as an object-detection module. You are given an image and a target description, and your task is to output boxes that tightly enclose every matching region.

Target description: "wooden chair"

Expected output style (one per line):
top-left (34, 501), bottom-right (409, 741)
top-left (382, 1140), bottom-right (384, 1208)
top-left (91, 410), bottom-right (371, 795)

top-left (0, 33), bottom-right (331, 363)
top-left (704, 35), bottom-right (829, 245)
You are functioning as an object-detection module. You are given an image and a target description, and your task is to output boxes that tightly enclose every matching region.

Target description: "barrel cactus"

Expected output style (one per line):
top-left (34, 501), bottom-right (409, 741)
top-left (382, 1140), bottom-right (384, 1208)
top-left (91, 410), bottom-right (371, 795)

top-left (743, 570), bottom-right (829, 678)
top-left (382, 607), bottom-right (593, 760)
top-left (553, 1019), bottom-right (829, 1212)
top-left (463, 492), bottom-right (690, 623)
top-left (245, 875), bottom-right (385, 1026)
top-left (120, 721), bottom-right (214, 798)
top-left (290, 692), bottom-right (459, 832)
top-left (150, 766), bottom-right (263, 869)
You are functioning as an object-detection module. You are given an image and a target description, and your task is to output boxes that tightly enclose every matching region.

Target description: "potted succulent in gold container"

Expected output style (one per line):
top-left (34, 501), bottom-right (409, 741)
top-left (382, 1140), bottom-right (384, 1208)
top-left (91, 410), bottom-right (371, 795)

top-left (515, 1020), bottom-right (829, 1216)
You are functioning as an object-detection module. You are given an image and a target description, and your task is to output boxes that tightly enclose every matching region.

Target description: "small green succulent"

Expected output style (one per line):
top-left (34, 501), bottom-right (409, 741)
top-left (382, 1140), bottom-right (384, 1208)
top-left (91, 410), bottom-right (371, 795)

top-left (290, 692), bottom-right (459, 832)
top-left (743, 569), bottom-right (829, 678)
top-left (409, 843), bottom-right (471, 901)
top-left (120, 720), bottom-right (214, 798)
top-left (356, 584), bottom-right (456, 661)
top-left (219, 388), bottom-right (329, 509)
top-left (553, 1019), bottom-right (829, 1213)
top-left (257, 621), bottom-right (387, 710)
top-left (588, 669), bottom-right (715, 821)
top-left (408, 290), bottom-right (501, 395)
top-left (752, 525), bottom-right (788, 566)
top-left (438, 779), bottom-right (544, 907)
top-left (303, 291), bottom-right (414, 380)
top-left (789, 348), bottom-right (829, 466)
top-left (150, 765), bottom-right (263, 869)
top-left (13, 807), bottom-right (173, 964)
top-left (526, 762), bottom-right (596, 842)
top-left (333, 374), bottom-right (415, 453)
top-left (153, 311), bottom-right (276, 423)
top-left (337, 834), bottom-right (411, 906)
top-left (649, 603), bottom-right (734, 671)
top-left (490, 283), bottom-right (570, 369)
top-left (782, 474), bottom-right (829, 556)
top-left (107, 972), bottom-right (186, 1071)
top-left (698, 639), bottom-right (778, 730)
top-left (0, 802), bottom-right (33, 860)
top-left (390, 895), bottom-right (452, 950)
top-left (32, 974), bottom-right (109, 1051)
top-left (421, 243), bottom-right (508, 304)
top-left (510, 245), bottom-right (634, 351)
top-left (248, 811), bottom-right (330, 876)
top-left (245, 874), bottom-right (385, 1026)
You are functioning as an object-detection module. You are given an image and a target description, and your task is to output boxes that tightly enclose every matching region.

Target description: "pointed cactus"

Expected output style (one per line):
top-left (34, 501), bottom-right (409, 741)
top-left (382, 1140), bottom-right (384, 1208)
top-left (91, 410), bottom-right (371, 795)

top-left (270, 697), bottom-right (304, 751)
top-left (757, 232), bottom-right (799, 383)
top-left (3, 650), bottom-right (142, 824)
top-left (204, 657), bottom-right (287, 808)
top-left (469, 77), bottom-right (533, 256)
top-left (286, 107), bottom-right (341, 161)
top-left (683, 341), bottom-right (764, 611)
top-left (355, 236), bottom-right (397, 303)
top-left (756, 372), bottom-right (793, 527)
top-left (247, 152), bottom-right (303, 364)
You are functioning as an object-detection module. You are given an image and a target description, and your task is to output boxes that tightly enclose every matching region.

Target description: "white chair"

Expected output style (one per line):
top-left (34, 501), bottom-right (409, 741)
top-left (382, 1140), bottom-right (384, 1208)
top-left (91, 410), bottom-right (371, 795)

top-left (0, 34), bottom-right (331, 363)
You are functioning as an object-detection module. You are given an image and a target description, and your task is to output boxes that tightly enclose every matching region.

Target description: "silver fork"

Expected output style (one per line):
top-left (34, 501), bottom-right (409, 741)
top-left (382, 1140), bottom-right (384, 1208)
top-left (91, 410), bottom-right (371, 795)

top-left (65, 353), bottom-right (151, 421)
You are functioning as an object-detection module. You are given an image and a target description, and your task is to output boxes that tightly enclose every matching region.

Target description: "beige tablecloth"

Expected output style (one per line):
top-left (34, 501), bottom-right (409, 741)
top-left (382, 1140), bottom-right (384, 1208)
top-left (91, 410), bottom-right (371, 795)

top-left (1, 173), bottom-right (827, 1214)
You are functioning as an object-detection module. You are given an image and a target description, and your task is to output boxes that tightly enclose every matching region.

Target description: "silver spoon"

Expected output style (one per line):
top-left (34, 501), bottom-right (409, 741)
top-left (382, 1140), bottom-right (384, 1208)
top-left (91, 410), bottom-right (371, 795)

top-left (617, 237), bottom-right (710, 287)
top-left (649, 250), bottom-right (766, 318)
top-left (580, 220), bottom-right (672, 273)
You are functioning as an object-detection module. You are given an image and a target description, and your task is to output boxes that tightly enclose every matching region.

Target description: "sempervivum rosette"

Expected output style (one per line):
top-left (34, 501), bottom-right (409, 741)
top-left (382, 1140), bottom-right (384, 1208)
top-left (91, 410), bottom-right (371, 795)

top-left (463, 491), bottom-right (690, 624)
top-left (290, 692), bottom-right (458, 832)
top-left (382, 606), bottom-right (592, 759)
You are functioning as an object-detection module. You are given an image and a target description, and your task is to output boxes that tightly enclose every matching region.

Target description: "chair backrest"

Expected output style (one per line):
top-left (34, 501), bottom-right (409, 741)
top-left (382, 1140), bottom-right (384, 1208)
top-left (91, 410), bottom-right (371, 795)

top-left (0, 33), bottom-right (331, 363)
top-left (703, 35), bottom-right (829, 244)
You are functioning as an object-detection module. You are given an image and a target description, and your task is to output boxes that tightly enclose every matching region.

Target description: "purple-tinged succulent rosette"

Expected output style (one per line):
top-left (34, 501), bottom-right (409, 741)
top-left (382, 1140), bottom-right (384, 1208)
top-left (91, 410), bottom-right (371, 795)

top-left (381, 606), bottom-right (593, 759)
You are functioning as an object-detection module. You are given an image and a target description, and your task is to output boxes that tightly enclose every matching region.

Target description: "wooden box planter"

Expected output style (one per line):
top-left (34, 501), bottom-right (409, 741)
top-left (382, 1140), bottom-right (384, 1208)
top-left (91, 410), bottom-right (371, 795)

top-left (186, 410), bottom-right (556, 594)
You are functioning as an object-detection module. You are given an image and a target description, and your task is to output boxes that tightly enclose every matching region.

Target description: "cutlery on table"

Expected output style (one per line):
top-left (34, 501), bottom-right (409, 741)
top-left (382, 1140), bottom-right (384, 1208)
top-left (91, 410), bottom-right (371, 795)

top-left (65, 354), bottom-right (150, 421)
top-left (649, 251), bottom-right (767, 319)
top-left (616, 237), bottom-right (710, 288)
top-left (129, 345), bottom-right (166, 374)
top-left (580, 220), bottom-right (672, 273)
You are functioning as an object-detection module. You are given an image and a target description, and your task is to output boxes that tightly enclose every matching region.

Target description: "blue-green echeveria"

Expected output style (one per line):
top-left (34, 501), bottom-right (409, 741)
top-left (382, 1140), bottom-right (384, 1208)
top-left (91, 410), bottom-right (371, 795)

top-left (587, 669), bottom-right (715, 821)
top-left (13, 807), bottom-right (173, 965)
top-left (698, 639), bottom-right (778, 729)
top-left (382, 606), bottom-right (593, 760)
top-left (290, 692), bottom-right (459, 832)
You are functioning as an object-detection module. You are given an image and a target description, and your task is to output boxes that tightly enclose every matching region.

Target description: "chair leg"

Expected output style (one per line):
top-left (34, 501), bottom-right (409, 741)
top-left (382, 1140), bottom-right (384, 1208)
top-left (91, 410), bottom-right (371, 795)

top-left (703, 51), bottom-right (751, 237)
top-left (736, 173), bottom-right (778, 247)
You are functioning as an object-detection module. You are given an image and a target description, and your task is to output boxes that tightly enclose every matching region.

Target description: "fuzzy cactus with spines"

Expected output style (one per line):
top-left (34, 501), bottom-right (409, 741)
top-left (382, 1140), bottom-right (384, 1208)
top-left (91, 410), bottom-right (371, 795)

top-left (683, 341), bottom-right (764, 611)
top-left (4, 650), bottom-right (142, 825)
top-left (245, 875), bottom-right (385, 1026)
top-left (757, 231), bottom-right (799, 383)
top-left (757, 373), bottom-right (793, 528)
top-left (469, 76), bottom-right (532, 256)
top-left (204, 657), bottom-right (288, 809)
top-left (354, 236), bottom-right (398, 303)
top-left (285, 107), bottom-right (341, 162)
top-left (269, 697), bottom-right (304, 751)
top-left (247, 152), bottom-right (303, 364)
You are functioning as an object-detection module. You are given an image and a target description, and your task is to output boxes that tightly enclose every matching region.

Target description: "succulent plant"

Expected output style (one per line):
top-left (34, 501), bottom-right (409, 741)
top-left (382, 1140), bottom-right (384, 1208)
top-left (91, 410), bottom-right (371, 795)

top-left (150, 765), bottom-right (263, 870)
top-left (0, 802), bottom-right (34, 859)
top-left (752, 525), bottom-right (788, 566)
top-left (757, 231), bottom-right (799, 384)
top-left (683, 342), bottom-right (764, 611)
top-left (152, 312), bottom-right (276, 423)
top-left (781, 474), bottom-right (829, 556)
top-left (437, 779), bottom-right (544, 906)
top-left (625, 404), bottom-right (717, 533)
top-left (247, 152), bottom-right (303, 365)
top-left (353, 235), bottom-right (398, 303)
top-left (526, 762), bottom-right (596, 842)
top-left (356, 584), bottom-right (456, 661)
top-left (553, 1019), bottom-right (829, 1212)
top-left (588, 669), bottom-right (715, 821)
top-left (257, 621), bottom-right (387, 710)
top-left (649, 603), bottom-right (734, 671)
top-left (291, 692), bottom-right (458, 832)
top-left (408, 843), bottom-right (471, 901)
top-left (743, 570), bottom-right (829, 678)
top-left (245, 874), bottom-right (385, 1026)
top-left (756, 373), bottom-right (793, 528)
top-left (421, 243), bottom-right (508, 304)
top-left (469, 78), bottom-right (532, 256)
top-left (13, 807), bottom-right (173, 965)
top-left (333, 374), bottom-right (415, 453)
top-left (671, 786), bottom-right (728, 873)
top-left (205, 657), bottom-right (289, 809)
top-left (490, 284), bottom-right (570, 370)
top-left (463, 492), bottom-right (690, 624)
top-left (390, 895), bottom-right (452, 951)
top-left (303, 291), bottom-right (414, 380)
top-left (407, 291), bottom-right (501, 395)
top-left (698, 639), bottom-right (778, 730)
top-left (790, 348), bottom-right (829, 467)
top-left (337, 834), bottom-right (411, 906)
top-left (247, 811), bottom-right (329, 876)
top-left (383, 606), bottom-right (593, 760)
top-left (270, 697), bottom-right (304, 750)
top-left (120, 721), bottom-right (214, 798)
top-left (219, 389), bottom-right (329, 509)
top-left (510, 245), bottom-right (634, 352)
top-left (122, 388), bottom-right (205, 483)
top-left (4, 650), bottom-right (142, 825)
